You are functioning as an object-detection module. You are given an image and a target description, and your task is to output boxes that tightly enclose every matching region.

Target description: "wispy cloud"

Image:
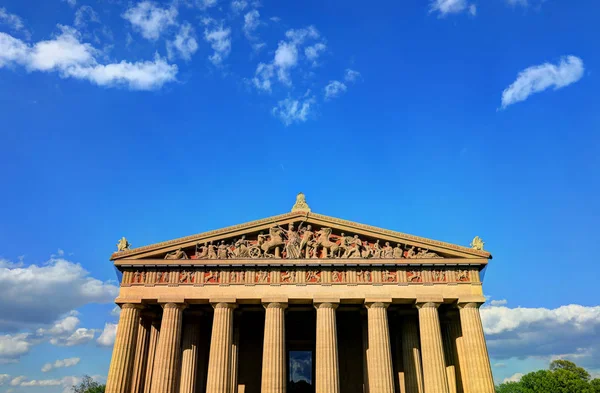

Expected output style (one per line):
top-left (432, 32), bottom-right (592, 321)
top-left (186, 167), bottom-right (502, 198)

top-left (97, 323), bottom-right (117, 347)
top-left (243, 10), bottom-right (260, 39)
top-left (231, 0), bottom-right (248, 13)
top-left (122, 1), bottom-right (178, 41)
top-left (324, 80), bottom-right (346, 100)
top-left (344, 68), bottom-right (361, 83)
top-left (74, 6), bottom-right (99, 28)
top-left (429, 0), bottom-right (476, 17)
top-left (0, 27), bottom-right (178, 90)
top-left (41, 358), bottom-right (80, 373)
top-left (0, 8), bottom-right (30, 39)
top-left (167, 22), bottom-right (198, 61)
top-left (204, 22), bottom-right (231, 66)
top-left (500, 55), bottom-right (584, 109)
top-left (272, 90), bottom-right (315, 126)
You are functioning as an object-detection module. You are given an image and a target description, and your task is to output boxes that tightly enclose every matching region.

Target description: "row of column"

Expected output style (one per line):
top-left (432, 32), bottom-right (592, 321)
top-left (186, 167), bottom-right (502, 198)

top-left (105, 301), bottom-right (494, 393)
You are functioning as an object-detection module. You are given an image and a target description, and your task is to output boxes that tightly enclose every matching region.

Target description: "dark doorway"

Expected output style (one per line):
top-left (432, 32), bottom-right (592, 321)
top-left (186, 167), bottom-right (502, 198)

top-left (287, 308), bottom-right (316, 393)
top-left (289, 351), bottom-right (313, 393)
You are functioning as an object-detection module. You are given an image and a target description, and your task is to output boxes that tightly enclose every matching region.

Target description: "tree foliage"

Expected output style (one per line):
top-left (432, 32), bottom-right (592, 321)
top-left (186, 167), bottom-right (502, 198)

top-left (71, 375), bottom-right (105, 393)
top-left (496, 360), bottom-right (600, 393)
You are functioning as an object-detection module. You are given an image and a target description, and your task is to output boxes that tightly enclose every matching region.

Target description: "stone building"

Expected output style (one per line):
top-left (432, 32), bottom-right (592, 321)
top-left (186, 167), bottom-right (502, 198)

top-left (106, 194), bottom-right (495, 393)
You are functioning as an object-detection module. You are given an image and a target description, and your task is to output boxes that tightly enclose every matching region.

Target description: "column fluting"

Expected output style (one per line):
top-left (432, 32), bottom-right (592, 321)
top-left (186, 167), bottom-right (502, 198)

top-left (106, 304), bottom-right (142, 393)
top-left (365, 302), bottom-right (395, 393)
top-left (401, 315), bottom-right (424, 393)
top-left (315, 302), bottom-right (340, 393)
top-left (230, 315), bottom-right (240, 393)
top-left (130, 316), bottom-right (151, 393)
top-left (458, 303), bottom-right (494, 393)
top-left (441, 318), bottom-right (457, 393)
top-left (179, 312), bottom-right (202, 393)
top-left (150, 303), bottom-right (186, 393)
top-left (261, 302), bottom-right (287, 393)
top-left (206, 302), bottom-right (236, 393)
top-left (143, 318), bottom-right (160, 393)
top-left (417, 302), bottom-right (449, 393)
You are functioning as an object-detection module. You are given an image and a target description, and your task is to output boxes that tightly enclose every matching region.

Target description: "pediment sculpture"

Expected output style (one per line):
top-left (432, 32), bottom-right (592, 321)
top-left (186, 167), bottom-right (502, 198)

top-left (164, 222), bottom-right (443, 260)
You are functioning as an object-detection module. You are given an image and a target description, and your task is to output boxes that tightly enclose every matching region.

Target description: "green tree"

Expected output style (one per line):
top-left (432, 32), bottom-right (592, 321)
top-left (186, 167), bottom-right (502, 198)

top-left (71, 375), bottom-right (105, 393)
top-left (495, 360), bottom-right (597, 393)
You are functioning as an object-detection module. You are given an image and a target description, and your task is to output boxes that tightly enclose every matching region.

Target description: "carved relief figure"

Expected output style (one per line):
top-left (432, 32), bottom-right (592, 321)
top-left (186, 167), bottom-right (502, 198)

top-left (281, 271), bottom-right (296, 283)
top-left (361, 241), bottom-right (372, 259)
top-left (382, 270), bottom-right (397, 282)
top-left (372, 240), bottom-right (382, 258)
top-left (336, 233), bottom-right (350, 258)
top-left (179, 270), bottom-right (192, 283)
top-left (314, 228), bottom-right (340, 259)
top-left (415, 248), bottom-right (442, 259)
top-left (432, 270), bottom-right (446, 282)
top-left (405, 246), bottom-right (417, 259)
top-left (156, 271), bottom-right (169, 284)
top-left (457, 270), bottom-right (469, 282)
top-left (407, 270), bottom-right (422, 282)
top-left (234, 236), bottom-right (250, 258)
top-left (205, 270), bottom-right (219, 283)
top-left (132, 271), bottom-right (141, 283)
top-left (393, 243), bottom-right (403, 259)
top-left (382, 242), bottom-right (394, 259)
top-left (357, 270), bottom-right (371, 282)
top-left (332, 270), bottom-right (345, 282)
top-left (207, 242), bottom-right (218, 260)
top-left (257, 270), bottom-right (269, 283)
top-left (230, 271), bottom-right (245, 283)
top-left (260, 227), bottom-right (285, 258)
top-left (299, 225), bottom-right (315, 259)
top-left (165, 248), bottom-right (188, 260)
top-left (344, 235), bottom-right (362, 259)
top-left (306, 270), bottom-right (321, 283)
top-left (217, 240), bottom-right (232, 259)
top-left (283, 223), bottom-right (302, 259)
top-left (196, 242), bottom-right (209, 259)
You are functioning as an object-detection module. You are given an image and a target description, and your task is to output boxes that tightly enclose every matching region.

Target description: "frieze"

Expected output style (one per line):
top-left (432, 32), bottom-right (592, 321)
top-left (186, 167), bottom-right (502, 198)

top-left (122, 267), bottom-right (476, 286)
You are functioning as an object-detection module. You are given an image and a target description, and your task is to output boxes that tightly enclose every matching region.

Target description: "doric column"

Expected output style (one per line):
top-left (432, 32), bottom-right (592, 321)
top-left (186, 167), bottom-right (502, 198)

top-left (314, 302), bottom-right (340, 393)
top-left (365, 302), bottom-right (395, 393)
top-left (206, 302), bottom-right (237, 393)
top-left (261, 302), bottom-right (287, 393)
top-left (441, 316), bottom-right (458, 393)
top-left (150, 303), bottom-right (187, 393)
top-left (417, 302), bottom-right (449, 393)
top-left (106, 304), bottom-right (142, 393)
top-left (179, 312), bottom-right (202, 393)
top-left (458, 303), bottom-right (494, 393)
top-left (361, 313), bottom-right (370, 393)
top-left (143, 317), bottom-right (160, 393)
top-left (230, 314), bottom-right (240, 393)
top-left (130, 316), bottom-right (151, 393)
top-left (401, 315), bottom-right (424, 393)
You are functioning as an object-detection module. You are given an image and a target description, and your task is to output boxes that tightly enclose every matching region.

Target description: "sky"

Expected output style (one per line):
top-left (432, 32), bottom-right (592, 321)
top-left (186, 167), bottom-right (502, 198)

top-left (0, 0), bottom-right (599, 391)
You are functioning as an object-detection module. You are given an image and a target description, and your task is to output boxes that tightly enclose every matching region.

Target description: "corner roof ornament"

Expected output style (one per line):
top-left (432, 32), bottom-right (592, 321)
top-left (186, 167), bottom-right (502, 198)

top-left (291, 192), bottom-right (311, 213)
top-left (470, 236), bottom-right (485, 251)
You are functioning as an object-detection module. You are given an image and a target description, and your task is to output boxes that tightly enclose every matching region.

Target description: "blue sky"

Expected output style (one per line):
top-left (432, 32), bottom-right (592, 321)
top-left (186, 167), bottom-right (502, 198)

top-left (1, 0), bottom-right (599, 391)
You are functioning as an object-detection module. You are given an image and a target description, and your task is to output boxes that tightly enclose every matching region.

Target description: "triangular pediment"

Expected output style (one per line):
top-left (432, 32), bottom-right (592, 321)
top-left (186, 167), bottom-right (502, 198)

top-left (111, 211), bottom-right (490, 262)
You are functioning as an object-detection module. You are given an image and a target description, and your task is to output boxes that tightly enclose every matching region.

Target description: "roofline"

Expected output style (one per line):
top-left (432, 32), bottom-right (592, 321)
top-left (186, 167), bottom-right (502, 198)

top-left (111, 210), bottom-right (491, 260)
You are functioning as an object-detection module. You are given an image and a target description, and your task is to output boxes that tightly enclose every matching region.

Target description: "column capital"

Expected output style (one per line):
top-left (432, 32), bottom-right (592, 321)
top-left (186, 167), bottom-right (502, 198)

top-left (314, 302), bottom-right (338, 310)
top-left (212, 302), bottom-right (238, 310)
top-left (365, 302), bottom-right (390, 309)
top-left (415, 302), bottom-right (441, 309)
top-left (161, 302), bottom-right (188, 310)
top-left (121, 303), bottom-right (144, 310)
top-left (263, 302), bottom-right (288, 310)
top-left (457, 302), bottom-right (483, 309)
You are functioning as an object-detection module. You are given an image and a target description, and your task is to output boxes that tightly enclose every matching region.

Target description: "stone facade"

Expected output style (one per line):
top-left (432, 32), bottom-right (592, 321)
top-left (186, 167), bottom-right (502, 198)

top-left (106, 196), bottom-right (494, 393)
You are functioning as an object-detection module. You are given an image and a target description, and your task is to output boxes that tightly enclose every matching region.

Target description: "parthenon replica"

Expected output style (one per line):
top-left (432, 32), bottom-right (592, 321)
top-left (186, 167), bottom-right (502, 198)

top-left (105, 193), bottom-right (495, 393)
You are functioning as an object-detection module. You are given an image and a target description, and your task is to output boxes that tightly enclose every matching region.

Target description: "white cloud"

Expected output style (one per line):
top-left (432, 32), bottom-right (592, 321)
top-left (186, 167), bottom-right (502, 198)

top-left (285, 26), bottom-right (319, 44)
top-left (304, 42), bottom-right (326, 66)
top-left (500, 55), bottom-right (584, 109)
top-left (503, 373), bottom-right (524, 383)
top-left (0, 8), bottom-right (29, 38)
top-left (468, 4), bottom-right (477, 15)
top-left (122, 1), bottom-right (178, 41)
top-left (272, 91), bottom-right (315, 126)
top-left (324, 80), bottom-right (346, 100)
top-left (0, 334), bottom-right (34, 364)
top-left (0, 28), bottom-right (178, 91)
top-left (0, 252), bottom-right (118, 331)
top-left (344, 68), bottom-right (361, 83)
top-left (63, 0), bottom-right (77, 7)
top-left (243, 10), bottom-right (260, 39)
top-left (204, 24), bottom-right (231, 66)
top-left (490, 299), bottom-right (508, 306)
top-left (506, 0), bottom-right (528, 6)
top-left (110, 306), bottom-right (121, 317)
top-left (252, 62), bottom-right (274, 92)
top-left (481, 303), bottom-right (600, 370)
top-left (270, 16), bottom-right (281, 23)
top-left (274, 41), bottom-right (298, 84)
top-left (50, 328), bottom-right (95, 347)
top-left (197, 0), bottom-right (218, 9)
top-left (37, 313), bottom-right (95, 347)
top-left (11, 376), bottom-right (83, 393)
top-left (231, 0), bottom-right (248, 13)
top-left (97, 323), bottom-right (117, 347)
top-left (0, 374), bottom-right (10, 385)
top-left (429, 0), bottom-right (475, 16)
top-left (41, 357), bottom-right (80, 373)
top-left (167, 22), bottom-right (198, 61)
top-left (74, 6), bottom-right (99, 28)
